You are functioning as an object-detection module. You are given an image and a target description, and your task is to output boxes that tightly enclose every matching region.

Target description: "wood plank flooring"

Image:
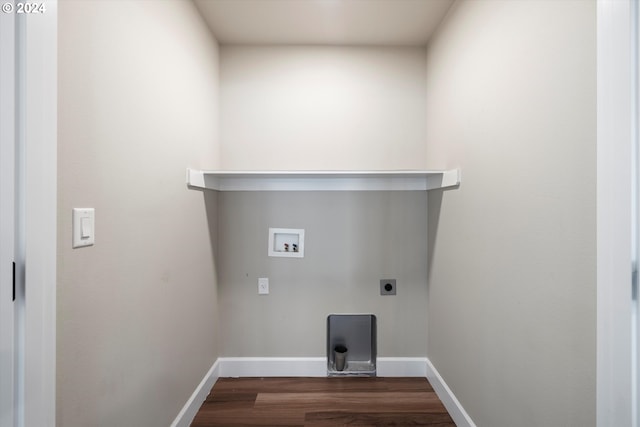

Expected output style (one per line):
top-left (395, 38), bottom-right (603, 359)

top-left (191, 377), bottom-right (456, 426)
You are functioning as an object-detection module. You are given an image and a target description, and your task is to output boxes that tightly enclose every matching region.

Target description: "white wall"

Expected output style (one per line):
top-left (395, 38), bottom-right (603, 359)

top-left (425, 1), bottom-right (596, 426)
top-left (220, 46), bottom-right (428, 170)
top-left (57, 1), bottom-right (220, 425)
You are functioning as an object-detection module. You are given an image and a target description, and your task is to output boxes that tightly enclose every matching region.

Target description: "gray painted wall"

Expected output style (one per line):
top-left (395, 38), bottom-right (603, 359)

top-left (57, 1), bottom-right (221, 425)
top-left (217, 191), bottom-right (428, 357)
top-left (425, 1), bottom-right (596, 426)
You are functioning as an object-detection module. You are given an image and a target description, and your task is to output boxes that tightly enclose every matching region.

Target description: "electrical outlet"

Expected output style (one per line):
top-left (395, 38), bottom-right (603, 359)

top-left (380, 279), bottom-right (396, 296)
top-left (258, 277), bottom-right (269, 295)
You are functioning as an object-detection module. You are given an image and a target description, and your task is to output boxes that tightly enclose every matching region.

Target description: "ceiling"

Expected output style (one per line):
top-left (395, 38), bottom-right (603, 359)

top-left (193, 0), bottom-right (455, 46)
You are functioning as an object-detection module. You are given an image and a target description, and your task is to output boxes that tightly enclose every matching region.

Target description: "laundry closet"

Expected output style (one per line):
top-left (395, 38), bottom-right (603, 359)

top-left (55, 1), bottom-right (597, 426)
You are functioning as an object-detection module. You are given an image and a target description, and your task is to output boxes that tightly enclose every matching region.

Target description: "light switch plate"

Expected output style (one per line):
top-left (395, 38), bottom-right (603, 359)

top-left (73, 208), bottom-right (95, 248)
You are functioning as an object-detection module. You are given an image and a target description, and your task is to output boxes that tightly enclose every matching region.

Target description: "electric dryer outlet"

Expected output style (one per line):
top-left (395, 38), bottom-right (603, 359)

top-left (380, 279), bottom-right (396, 295)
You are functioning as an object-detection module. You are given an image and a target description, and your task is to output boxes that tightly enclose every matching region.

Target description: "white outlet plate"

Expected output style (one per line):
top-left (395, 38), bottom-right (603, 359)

top-left (258, 277), bottom-right (269, 295)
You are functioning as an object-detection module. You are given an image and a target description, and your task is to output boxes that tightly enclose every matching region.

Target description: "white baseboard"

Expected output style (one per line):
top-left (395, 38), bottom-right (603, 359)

top-left (218, 357), bottom-right (327, 377)
top-left (376, 357), bottom-right (428, 377)
top-left (171, 357), bottom-right (474, 427)
top-left (426, 358), bottom-right (476, 427)
top-left (216, 356), bottom-right (428, 377)
top-left (170, 359), bottom-right (220, 427)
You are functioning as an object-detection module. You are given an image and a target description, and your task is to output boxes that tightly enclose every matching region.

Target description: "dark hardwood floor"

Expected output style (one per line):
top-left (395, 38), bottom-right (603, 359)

top-left (191, 377), bottom-right (456, 426)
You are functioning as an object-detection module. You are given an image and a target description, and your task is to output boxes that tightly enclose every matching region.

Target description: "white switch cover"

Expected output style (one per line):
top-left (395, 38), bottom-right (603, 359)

top-left (73, 208), bottom-right (95, 248)
top-left (258, 277), bottom-right (269, 295)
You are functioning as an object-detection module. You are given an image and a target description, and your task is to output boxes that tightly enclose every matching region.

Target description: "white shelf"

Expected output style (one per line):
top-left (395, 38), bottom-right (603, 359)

top-left (187, 169), bottom-right (460, 191)
top-left (186, 169), bottom-right (460, 192)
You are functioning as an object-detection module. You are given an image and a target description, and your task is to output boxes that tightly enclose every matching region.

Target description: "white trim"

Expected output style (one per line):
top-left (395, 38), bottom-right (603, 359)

top-left (425, 358), bottom-right (476, 427)
top-left (218, 357), bottom-right (327, 377)
top-left (23, 2), bottom-right (57, 426)
top-left (596, 1), bottom-right (634, 426)
top-left (215, 356), bottom-right (428, 378)
top-left (170, 359), bottom-right (220, 427)
top-left (0, 5), bottom-right (16, 424)
top-left (186, 169), bottom-right (461, 192)
top-left (376, 357), bottom-right (427, 377)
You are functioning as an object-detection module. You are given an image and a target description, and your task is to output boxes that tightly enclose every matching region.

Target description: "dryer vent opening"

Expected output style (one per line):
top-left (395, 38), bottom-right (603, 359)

top-left (327, 314), bottom-right (376, 376)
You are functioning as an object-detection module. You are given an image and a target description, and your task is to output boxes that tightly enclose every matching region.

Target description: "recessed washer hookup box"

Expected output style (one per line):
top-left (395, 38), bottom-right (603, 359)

top-left (327, 314), bottom-right (376, 377)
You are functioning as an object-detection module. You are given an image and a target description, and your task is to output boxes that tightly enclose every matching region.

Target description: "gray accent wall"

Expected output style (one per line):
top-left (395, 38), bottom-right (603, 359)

top-left (425, 1), bottom-right (596, 426)
top-left (217, 191), bottom-right (428, 357)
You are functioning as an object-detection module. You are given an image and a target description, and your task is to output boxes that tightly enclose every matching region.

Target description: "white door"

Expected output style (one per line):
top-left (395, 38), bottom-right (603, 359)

top-left (635, 1), bottom-right (640, 423)
top-left (0, 4), bottom-right (57, 425)
top-left (0, 8), bottom-right (17, 427)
